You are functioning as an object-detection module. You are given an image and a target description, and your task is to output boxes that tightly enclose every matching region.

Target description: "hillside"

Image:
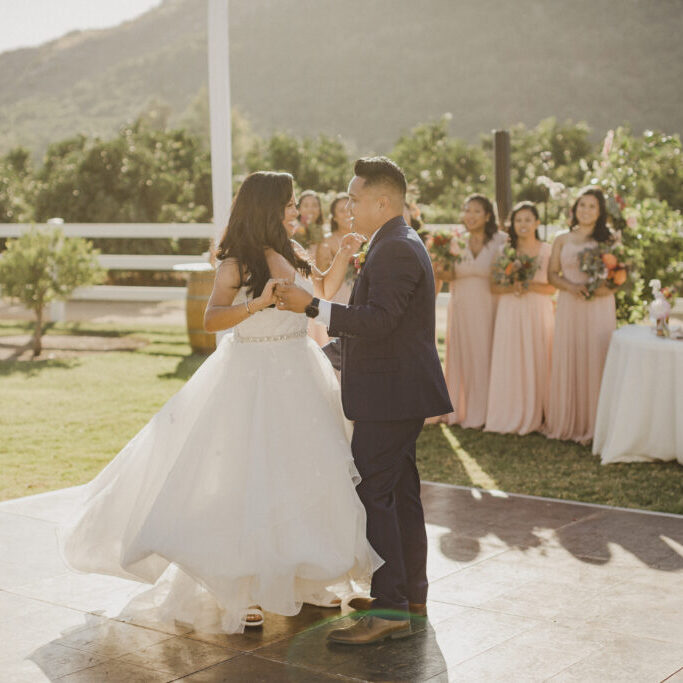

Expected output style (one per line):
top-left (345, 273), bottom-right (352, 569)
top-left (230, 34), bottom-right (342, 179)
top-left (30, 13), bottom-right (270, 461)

top-left (1, 0), bottom-right (681, 158)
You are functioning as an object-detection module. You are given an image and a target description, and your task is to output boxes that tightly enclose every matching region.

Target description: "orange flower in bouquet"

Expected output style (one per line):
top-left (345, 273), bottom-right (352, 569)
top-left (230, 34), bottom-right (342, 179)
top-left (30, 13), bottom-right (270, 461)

top-left (578, 243), bottom-right (628, 298)
top-left (603, 247), bottom-right (628, 288)
top-left (601, 252), bottom-right (617, 270)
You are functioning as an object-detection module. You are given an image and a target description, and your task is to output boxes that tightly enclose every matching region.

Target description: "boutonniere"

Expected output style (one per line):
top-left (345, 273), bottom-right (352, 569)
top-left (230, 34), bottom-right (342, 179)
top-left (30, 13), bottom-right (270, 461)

top-left (353, 242), bottom-right (369, 276)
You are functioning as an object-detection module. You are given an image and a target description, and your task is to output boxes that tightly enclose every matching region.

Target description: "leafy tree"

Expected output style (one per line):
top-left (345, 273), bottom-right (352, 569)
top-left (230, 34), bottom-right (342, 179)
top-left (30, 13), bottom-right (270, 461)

top-left (481, 117), bottom-right (596, 225)
top-left (584, 127), bottom-right (683, 322)
top-left (0, 146), bottom-right (37, 224)
top-left (33, 122), bottom-right (212, 257)
top-left (0, 228), bottom-right (104, 356)
top-left (245, 131), bottom-right (350, 193)
top-left (392, 115), bottom-right (491, 219)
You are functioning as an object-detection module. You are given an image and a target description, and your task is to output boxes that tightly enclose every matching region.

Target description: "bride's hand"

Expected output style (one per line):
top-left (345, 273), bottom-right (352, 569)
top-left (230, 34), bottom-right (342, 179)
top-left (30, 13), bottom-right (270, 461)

top-left (255, 278), bottom-right (284, 310)
top-left (339, 232), bottom-right (366, 255)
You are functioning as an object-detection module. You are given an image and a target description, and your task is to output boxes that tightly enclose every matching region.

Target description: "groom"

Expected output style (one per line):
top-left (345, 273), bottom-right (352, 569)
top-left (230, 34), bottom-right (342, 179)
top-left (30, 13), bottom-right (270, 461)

top-left (276, 157), bottom-right (452, 644)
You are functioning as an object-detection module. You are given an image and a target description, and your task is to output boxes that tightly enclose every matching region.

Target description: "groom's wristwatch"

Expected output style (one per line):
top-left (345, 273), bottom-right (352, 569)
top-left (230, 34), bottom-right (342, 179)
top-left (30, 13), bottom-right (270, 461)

top-left (305, 297), bottom-right (320, 319)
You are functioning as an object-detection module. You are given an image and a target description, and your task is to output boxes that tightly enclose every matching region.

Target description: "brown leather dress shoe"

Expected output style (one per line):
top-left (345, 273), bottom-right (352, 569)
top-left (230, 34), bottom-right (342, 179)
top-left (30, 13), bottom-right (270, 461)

top-left (327, 615), bottom-right (411, 645)
top-left (347, 597), bottom-right (427, 618)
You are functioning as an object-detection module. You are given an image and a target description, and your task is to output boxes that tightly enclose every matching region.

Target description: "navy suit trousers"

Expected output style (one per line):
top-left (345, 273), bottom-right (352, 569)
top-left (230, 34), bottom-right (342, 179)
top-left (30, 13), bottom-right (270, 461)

top-left (351, 418), bottom-right (428, 617)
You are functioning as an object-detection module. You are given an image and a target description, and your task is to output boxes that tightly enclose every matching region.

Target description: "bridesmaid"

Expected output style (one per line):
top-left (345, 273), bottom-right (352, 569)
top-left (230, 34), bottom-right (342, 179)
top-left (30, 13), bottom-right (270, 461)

top-left (436, 194), bottom-right (507, 428)
top-left (315, 193), bottom-right (354, 305)
top-left (545, 186), bottom-right (618, 444)
top-left (297, 190), bottom-right (328, 345)
top-left (312, 193), bottom-right (354, 346)
top-left (485, 202), bottom-right (555, 435)
top-left (297, 189), bottom-right (325, 259)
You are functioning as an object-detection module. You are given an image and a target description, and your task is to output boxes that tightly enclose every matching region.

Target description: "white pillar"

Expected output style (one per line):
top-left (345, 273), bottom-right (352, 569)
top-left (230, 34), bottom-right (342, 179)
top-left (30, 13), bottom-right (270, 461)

top-left (207, 0), bottom-right (232, 245)
top-left (207, 0), bottom-right (232, 343)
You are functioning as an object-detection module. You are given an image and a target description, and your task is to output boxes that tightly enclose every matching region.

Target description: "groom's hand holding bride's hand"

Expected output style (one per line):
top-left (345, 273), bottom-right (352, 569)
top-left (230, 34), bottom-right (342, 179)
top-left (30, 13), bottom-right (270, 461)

top-left (274, 282), bottom-right (313, 313)
top-left (257, 278), bottom-right (288, 309)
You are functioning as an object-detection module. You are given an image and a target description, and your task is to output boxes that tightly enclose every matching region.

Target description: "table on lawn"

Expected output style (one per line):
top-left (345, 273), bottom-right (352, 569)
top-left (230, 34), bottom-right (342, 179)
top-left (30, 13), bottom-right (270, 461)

top-left (593, 324), bottom-right (683, 465)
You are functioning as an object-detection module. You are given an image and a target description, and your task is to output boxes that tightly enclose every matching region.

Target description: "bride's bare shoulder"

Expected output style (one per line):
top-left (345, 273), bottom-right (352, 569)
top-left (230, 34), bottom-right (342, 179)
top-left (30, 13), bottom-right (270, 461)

top-left (214, 257), bottom-right (242, 289)
top-left (264, 248), bottom-right (296, 280)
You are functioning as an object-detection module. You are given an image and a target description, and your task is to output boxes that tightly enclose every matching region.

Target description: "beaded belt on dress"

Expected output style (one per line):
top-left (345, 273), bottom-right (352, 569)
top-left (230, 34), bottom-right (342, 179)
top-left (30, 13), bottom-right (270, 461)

top-left (233, 329), bottom-right (307, 343)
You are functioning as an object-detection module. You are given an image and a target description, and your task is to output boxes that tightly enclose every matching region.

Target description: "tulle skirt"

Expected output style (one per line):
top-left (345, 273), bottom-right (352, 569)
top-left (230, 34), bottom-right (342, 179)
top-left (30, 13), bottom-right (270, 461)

top-left (58, 332), bottom-right (380, 633)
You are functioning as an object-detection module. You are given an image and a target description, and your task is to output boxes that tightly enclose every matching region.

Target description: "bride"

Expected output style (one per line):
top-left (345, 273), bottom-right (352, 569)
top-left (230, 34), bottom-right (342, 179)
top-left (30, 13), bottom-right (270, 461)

top-left (58, 171), bottom-right (379, 634)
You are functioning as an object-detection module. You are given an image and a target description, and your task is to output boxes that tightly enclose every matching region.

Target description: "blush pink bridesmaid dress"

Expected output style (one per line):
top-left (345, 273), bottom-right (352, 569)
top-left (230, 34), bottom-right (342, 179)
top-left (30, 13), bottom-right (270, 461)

top-left (484, 242), bottom-right (555, 435)
top-left (442, 231), bottom-right (508, 428)
top-left (544, 239), bottom-right (616, 444)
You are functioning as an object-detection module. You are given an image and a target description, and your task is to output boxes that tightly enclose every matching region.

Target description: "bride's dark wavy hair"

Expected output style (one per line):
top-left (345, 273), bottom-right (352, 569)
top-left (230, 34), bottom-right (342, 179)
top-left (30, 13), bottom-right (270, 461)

top-left (215, 172), bottom-right (311, 297)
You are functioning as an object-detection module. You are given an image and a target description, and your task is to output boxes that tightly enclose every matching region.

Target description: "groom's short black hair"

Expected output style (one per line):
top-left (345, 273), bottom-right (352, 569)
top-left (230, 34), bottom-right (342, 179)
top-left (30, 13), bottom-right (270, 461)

top-left (354, 156), bottom-right (407, 198)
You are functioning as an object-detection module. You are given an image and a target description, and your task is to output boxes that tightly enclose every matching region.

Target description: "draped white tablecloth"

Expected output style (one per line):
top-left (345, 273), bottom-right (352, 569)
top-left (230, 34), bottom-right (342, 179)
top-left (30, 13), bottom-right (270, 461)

top-left (593, 325), bottom-right (683, 465)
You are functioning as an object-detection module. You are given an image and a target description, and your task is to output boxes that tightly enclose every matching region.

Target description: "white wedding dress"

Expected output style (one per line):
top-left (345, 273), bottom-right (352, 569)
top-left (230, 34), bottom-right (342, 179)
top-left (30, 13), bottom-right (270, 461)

top-left (58, 273), bottom-right (379, 633)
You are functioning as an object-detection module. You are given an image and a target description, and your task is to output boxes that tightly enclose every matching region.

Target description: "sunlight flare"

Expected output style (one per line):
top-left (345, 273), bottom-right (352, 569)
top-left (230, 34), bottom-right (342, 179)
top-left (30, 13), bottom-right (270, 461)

top-left (439, 424), bottom-right (499, 490)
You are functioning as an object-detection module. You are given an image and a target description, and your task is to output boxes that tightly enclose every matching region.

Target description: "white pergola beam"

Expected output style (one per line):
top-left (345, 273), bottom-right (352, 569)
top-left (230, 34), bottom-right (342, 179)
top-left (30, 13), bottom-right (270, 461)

top-left (0, 224), bottom-right (215, 239)
top-left (207, 0), bottom-right (232, 247)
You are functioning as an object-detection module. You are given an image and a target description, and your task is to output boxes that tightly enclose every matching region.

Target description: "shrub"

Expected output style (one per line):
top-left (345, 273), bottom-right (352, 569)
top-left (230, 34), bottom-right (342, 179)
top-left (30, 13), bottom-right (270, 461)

top-left (0, 227), bottom-right (105, 356)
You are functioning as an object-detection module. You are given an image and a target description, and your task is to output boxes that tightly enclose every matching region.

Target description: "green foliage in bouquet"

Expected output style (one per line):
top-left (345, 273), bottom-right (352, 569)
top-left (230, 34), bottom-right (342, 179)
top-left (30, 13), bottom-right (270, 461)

top-left (0, 227), bottom-right (105, 356)
top-left (492, 246), bottom-right (538, 289)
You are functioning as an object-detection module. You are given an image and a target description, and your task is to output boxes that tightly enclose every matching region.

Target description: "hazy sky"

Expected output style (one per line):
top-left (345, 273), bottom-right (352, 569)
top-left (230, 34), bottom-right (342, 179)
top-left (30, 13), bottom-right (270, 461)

top-left (0, 0), bottom-right (162, 54)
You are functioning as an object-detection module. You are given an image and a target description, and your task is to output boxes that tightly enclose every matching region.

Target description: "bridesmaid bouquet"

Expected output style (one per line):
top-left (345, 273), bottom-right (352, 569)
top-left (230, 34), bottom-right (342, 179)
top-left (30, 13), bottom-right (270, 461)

top-left (427, 229), bottom-right (457, 269)
top-left (426, 227), bottom-right (467, 274)
top-left (492, 246), bottom-right (538, 290)
top-left (578, 244), bottom-right (628, 299)
top-left (449, 230), bottom-right (468, 265)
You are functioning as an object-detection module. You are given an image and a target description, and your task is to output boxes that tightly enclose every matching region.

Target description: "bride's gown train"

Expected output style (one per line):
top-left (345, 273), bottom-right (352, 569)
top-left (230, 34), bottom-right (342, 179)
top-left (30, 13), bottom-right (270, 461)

top-left (58, 273), bottom-right (380, 634)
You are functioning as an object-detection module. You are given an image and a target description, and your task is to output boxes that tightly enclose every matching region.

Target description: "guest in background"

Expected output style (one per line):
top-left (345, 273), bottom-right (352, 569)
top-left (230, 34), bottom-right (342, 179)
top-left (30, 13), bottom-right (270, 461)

top-left (311, 193), bottom-right (355, 346)
top-left (297, 190), bottom-right (328, 345)
top-left (485, 201), bottom-right (555, 435)
top-left (297, 190), bottom-right (325, 258)
top-left (403, 200), bottom-right (424, 233)
top-left (545, 186), bottom-right (618, 444)
top-left (316, 192), bottom-right (353, 300)
top-left (436, 194), bottom-right (507, 428)
top-left (405, 200), bottom-right (441, 294)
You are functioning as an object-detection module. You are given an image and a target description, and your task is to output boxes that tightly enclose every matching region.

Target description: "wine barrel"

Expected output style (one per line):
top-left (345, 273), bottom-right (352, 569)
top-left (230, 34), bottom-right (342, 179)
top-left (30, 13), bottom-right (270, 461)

top-left (186, 268), bottom-right (216, 354)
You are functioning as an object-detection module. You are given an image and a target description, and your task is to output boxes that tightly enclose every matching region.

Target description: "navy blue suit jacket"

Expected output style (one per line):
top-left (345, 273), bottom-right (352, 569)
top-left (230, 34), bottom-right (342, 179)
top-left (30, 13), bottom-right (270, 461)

top-left (327, 216), bottom-right (453, 422)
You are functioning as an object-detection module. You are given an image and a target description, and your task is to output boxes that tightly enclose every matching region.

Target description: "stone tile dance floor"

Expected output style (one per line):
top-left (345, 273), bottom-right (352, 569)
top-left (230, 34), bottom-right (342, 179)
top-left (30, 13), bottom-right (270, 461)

top-left (1, 482), bottom-right (682, 681)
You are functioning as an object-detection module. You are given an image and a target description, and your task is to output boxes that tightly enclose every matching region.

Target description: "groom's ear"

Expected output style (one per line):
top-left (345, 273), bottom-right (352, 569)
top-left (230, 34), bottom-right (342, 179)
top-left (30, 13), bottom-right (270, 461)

top-left (376, 192), bottom-right (391, 212)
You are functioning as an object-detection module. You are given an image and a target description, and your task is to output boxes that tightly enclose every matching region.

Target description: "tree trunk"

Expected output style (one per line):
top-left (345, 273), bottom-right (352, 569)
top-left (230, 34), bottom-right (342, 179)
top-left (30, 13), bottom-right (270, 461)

top-left (32, 304), bottom-right (44, 358)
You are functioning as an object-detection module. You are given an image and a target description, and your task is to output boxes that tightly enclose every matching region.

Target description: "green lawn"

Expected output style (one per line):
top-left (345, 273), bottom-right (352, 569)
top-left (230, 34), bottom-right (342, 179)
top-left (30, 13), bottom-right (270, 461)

top-left (1, 321), bottom-right (681, 514)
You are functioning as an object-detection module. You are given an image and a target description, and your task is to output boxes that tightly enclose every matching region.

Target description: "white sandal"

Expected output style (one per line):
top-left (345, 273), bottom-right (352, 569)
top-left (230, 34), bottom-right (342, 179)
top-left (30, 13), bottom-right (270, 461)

top-left (243, 605), bottom-right (264, 628)
top-left (304, 590), bottom-right (342, 609)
